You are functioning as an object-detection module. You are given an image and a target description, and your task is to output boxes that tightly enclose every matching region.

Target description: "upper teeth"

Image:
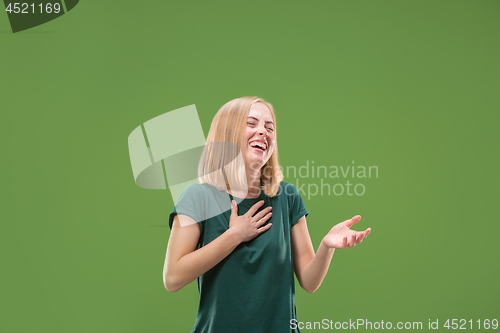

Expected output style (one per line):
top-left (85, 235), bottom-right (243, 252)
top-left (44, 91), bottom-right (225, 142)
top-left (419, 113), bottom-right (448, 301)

top-left (250, 141), bottom-right (267, 150)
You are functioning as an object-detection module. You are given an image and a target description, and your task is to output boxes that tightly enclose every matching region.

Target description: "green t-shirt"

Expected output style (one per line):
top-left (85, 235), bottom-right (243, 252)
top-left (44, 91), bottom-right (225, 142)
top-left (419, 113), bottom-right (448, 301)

top-left (169, 181), bottom-right (309, 333)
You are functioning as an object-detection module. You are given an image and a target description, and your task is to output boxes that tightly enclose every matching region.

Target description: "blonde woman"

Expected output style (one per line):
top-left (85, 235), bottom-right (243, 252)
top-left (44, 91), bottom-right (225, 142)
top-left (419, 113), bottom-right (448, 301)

top-left (163, 97), bottom-right (371, 333)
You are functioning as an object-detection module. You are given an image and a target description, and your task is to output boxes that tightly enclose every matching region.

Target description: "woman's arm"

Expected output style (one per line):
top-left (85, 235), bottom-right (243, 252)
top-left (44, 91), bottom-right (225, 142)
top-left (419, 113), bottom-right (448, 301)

top-left (163, 200), bottom-right (273, 292)
top-left (163, 214), bottom-right (240, 292)
top-left (291, 215), bottom-right (371, 293)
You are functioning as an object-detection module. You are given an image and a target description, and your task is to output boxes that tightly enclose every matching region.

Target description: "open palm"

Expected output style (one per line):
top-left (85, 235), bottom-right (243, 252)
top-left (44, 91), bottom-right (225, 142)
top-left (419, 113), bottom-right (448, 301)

top-left (322, 215), bottom-right (371, 249)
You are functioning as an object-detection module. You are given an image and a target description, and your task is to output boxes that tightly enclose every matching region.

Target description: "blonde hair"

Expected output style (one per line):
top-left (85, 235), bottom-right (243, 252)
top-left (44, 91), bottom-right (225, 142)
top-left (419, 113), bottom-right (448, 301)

top-left (198, 96), bottom-right (283, 197)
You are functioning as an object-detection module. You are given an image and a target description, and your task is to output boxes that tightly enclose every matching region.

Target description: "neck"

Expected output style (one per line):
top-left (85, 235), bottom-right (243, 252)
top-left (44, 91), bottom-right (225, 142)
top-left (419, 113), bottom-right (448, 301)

top-left (226, 167), bottom-right (261, 199)
top-left (246, 167), bottom-right (261, 197)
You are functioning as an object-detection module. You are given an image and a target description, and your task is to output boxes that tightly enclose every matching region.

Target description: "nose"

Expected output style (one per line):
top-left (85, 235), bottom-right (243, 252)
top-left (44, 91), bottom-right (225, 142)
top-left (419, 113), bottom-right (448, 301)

top-left (257, 124), bottom-right (266, 136)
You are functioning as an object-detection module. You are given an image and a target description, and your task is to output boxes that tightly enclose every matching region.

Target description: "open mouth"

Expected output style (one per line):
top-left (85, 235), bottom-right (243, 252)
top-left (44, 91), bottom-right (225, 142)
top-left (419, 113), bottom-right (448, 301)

top-left (249, 140), bottom-right (267, 152)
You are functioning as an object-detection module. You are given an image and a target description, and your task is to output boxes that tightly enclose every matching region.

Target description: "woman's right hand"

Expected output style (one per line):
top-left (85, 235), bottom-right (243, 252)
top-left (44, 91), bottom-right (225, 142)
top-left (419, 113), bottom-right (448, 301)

top-left (229, 200), bottom-right (273, 243)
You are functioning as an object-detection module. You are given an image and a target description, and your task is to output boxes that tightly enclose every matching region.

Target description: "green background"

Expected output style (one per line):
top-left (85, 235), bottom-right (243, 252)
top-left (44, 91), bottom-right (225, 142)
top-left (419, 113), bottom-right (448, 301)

top-left (2, 1), bottom-right (499, 332)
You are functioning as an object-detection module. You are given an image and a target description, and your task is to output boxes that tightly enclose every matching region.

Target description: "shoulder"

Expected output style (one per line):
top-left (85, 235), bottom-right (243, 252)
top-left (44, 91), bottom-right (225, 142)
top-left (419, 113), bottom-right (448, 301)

top-left (277, 181), bottom-right (309, 225)
top-left (275, 181), bottom-right (305, 207)
top-left (183, 182), bottom-right (210, 194)
top-left (169, 183), bottom-right (218, 229)
top-left (277, 181), bottom-right (302, 198)
top-left (178, 183), bottom-right (217, 200)
top-left (175, 182), bottom-right (224, 211)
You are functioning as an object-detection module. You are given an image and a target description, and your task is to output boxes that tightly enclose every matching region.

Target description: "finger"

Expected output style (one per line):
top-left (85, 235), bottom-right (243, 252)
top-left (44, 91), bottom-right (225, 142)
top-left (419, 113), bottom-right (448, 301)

top-left (342, 236), bottom-right (347, 248)
top-left (246, 200), bottom-right (265, 217)
top-left (356, 232), bottom-right (363, 244)
top-left (350, 234), bottom-right (356, 247)
top-left (347, 233), bottom-right (354, 247)
top-left (344, 215), bottom-right (361, 229)
top-left (359, 228), bottom-right (371, 243)
top-left (255, 212), bottom-right (272, 227)
top-left (230, 200), bottom-right (238, 217)
top-left (257, 222), bottom-right (272, 234)
top-left (252, 206), bottom-right (273, 222)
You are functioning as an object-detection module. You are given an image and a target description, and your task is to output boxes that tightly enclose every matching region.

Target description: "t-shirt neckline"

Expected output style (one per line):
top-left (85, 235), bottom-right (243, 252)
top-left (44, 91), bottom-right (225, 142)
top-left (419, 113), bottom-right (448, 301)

top-left (227, 190), bottom-right (264, 201)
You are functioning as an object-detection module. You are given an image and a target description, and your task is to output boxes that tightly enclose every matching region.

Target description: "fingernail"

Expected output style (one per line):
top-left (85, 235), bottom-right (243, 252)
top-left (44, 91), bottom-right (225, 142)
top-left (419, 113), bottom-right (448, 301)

top-left (232, 200), bottom-right (235, 206)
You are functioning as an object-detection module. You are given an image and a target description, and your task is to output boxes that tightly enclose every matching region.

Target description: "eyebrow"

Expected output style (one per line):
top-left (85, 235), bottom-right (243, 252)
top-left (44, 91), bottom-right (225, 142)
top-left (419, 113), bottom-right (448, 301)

top-left (247, 116), bottom-right (274, 125)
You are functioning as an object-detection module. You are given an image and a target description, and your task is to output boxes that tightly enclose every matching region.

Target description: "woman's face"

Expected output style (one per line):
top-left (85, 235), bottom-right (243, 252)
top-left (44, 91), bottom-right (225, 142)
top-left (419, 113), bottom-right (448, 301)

top-left (243, 102), bottom-right (276, 173)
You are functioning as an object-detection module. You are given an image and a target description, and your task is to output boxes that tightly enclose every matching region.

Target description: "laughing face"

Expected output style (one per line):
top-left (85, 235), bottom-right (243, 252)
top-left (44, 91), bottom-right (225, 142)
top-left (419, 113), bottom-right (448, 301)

top-left (243, 102), bottom-right (275, 173)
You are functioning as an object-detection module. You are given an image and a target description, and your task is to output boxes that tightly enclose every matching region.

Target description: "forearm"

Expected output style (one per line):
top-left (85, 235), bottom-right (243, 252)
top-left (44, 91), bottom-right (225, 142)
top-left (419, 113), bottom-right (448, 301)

top-left (298, 239), bottom-right (335, 293)
top-left (164, 228), bottom-right (241, 292)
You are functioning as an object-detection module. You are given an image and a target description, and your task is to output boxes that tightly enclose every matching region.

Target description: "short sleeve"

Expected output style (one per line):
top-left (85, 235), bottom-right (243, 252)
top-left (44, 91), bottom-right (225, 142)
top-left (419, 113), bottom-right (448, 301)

top-left (168, 184), bottom-right (206, 231)
top-left (284, 182), bottom-right (309, 226)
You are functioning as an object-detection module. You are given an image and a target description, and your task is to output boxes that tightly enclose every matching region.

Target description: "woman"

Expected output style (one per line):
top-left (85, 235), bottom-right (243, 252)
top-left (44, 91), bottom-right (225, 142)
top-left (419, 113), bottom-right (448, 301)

top-left (163, 96), bottom-right (371, 333)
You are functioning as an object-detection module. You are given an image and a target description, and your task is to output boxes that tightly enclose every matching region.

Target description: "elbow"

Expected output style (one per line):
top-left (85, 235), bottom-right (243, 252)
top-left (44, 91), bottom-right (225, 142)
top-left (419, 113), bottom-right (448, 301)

top-left (305, 286), bottom-right (319, 294)
top-left (164, 280), bottom-right (181, 293)
top-left (301, 282), bottom-right (320, 294)
top-left (163, 273), bottom-right (182, 292)
top-left (164, 282), bottom-right (180, 293)
top-left (165, 284), bottom-right (181, 293)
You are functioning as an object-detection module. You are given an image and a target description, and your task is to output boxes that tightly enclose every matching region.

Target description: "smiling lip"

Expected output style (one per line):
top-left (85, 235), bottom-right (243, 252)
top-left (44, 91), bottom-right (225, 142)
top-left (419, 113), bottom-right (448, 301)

top-left (250, 146), bottom-right (265, 154)
top-left (248, 140), bottom-right (267, 154)
top-left (249, 140), bottom-right (267, 148)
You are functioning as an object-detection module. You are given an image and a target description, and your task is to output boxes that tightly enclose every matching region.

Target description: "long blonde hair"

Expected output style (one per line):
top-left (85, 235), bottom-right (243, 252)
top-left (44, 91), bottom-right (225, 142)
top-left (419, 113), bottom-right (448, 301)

top-left (198, 96), bottom-right (283, 197)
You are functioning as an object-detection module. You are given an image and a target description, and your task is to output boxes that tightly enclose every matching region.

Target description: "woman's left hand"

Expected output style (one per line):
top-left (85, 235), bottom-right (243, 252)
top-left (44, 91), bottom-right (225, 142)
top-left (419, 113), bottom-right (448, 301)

top-left (321, 215), bottom-right (371, 249)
